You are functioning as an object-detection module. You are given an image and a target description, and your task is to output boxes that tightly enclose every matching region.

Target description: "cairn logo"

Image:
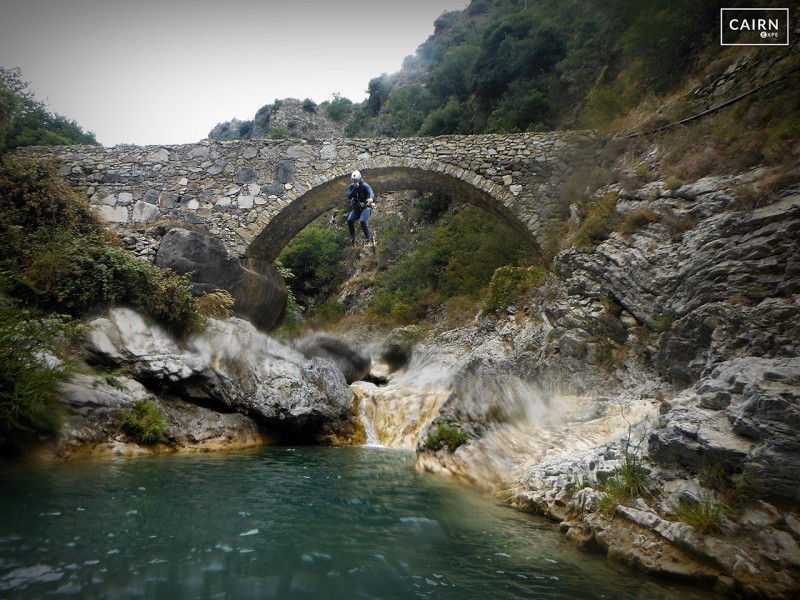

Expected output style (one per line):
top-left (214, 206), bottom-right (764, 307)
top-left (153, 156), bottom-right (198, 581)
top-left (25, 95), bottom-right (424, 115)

top-left (721, 8), bottom-right (789, 45)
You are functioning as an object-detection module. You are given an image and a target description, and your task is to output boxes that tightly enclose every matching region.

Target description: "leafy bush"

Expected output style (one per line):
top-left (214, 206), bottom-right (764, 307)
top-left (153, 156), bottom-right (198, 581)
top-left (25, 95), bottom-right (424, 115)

top-left (485, 266), bottom-right (546, 312)
top-left (0, 155), bottom-right (202, 335)
top-left (370, 205), bottom-right (532, 325)
top-left (272, 259), bottom-right (303, 337)
top-left (277, 223), bottom-right (349, 302)
top-left (0, 292), bottom-right (77, 453)
top-left (618, 453), bottom-right (650, 498)
top-left (424, 423), bottom-right (468, 452)
top-left (21, 231), bottom-right (201, 334)
top-left (326, 94), bottom-right (353, 122)
top-left (119, 399), bottom-right (170, 445)
top-left (307, 298), bottom-right (346, 329)
top-left (664, 176), bottom-right (683, 191)
top-left (572, 192), bottom-right (620, 248)
top-left (270, 126), bottom-right (289, 140)
top-left (594, 453), bottom-right (651, 513)
top-left (620, 207), bottom-right (658, 236)
top-left (238, 120), bottom-right (253, 138)
top-left (411, 193), bottom-right (450, 224)
top-left (649, 312), bottom-right (674, 333)
top-left (420, 97), bottom-right (467, 136)
top-left (0, 155), bottom-right (102, 244)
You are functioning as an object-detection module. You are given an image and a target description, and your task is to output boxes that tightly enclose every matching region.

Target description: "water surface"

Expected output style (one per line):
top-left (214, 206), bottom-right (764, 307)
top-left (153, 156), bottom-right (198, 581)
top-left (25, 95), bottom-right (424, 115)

top-left (0, 447), bottom-right (720, 599)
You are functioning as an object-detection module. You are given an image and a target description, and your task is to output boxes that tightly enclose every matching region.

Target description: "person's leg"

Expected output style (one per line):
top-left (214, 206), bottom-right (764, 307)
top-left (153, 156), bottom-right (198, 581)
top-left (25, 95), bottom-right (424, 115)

top-left (347, 210), bottom-right (357, 244)
top-left (359, 208), bottom-right (371, 241)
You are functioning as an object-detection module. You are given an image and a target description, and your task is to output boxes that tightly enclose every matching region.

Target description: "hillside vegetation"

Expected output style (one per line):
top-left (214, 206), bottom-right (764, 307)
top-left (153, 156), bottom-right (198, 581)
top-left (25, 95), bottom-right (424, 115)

top-left (0, 71), bottom-right (212, 454)
top-left (275, 0), bottom-right (798, 334)
top-left (0, 68), bottom-right (97, 152)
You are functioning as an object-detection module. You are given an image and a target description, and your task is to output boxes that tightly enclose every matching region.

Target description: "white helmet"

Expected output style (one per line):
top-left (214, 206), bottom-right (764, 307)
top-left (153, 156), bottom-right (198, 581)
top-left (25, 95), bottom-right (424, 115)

top-left (351, 170), bottom-right (361, 181)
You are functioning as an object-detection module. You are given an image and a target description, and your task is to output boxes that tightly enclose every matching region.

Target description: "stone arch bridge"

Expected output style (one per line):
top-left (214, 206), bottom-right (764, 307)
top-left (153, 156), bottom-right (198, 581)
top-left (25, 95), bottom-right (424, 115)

top-left (22, 132), bottom-right (599, 261)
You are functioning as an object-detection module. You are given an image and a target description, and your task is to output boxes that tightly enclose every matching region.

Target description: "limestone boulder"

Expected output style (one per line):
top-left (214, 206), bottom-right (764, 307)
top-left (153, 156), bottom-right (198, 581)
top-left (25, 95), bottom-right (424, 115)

top-left (85, 308), bottom-right (355, 442)
top-left (49, 373), bottom-right (267, 459)
top-left (155, 228), bottom-right (287, 331)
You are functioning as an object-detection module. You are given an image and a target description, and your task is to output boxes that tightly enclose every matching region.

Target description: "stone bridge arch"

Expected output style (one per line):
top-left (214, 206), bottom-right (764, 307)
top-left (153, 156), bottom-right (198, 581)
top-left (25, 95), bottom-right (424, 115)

top-left (19, 131), bottom-right (600, 264)
top-left (247, 159), bottom-right (539, 262)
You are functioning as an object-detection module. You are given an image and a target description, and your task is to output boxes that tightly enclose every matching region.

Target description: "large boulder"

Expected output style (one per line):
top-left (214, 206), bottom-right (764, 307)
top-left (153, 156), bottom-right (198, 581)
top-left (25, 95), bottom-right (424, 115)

top-left (85, 308), bottom-right (355, 442)
top-left (155, 228), bottom-right (287, 331)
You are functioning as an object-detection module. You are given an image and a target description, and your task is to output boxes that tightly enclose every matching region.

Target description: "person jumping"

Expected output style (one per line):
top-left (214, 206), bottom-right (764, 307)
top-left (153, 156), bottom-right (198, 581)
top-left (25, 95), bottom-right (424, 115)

top-left (346, 170), bottom-right (376, 247)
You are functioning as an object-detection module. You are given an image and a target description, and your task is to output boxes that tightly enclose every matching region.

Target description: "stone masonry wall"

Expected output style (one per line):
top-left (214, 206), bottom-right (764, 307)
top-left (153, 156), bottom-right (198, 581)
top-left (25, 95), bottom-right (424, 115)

top-left (19, 131), bottom-right (599, 260)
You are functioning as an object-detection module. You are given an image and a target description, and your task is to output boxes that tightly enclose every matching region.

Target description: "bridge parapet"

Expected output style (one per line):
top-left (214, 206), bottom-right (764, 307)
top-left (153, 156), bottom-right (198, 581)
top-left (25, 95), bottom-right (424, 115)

top-left (19, 131), bottom-right (599, 260)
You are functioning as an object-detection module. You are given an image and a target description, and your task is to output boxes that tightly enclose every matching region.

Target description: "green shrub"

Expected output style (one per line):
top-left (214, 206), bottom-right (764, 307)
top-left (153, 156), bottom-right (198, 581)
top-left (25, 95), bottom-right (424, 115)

top-left (307, 298), bottom-right (346, 329)
top-left (370, 205), bottom-right (531, 326)
top-left (271, 259), bottom-right (303, 337)
top-left (664, 176), bottom-right (683, 191)
top-left (0, 155), bottom-right (102, 243)
top-left (573, 215), bottom-right (611, 248)
top-left (573, 191), bottom-right (620, 248)
top-left (119, 399), bottom-right (170, 445)
top-left (270, 126), bottom-right (289, 140)
top-left (0, 155), bottom-right (202, 335)
top-left (22, 232), bottom-right (201, 334)
top-left (649, 312), bottom-right (674, 333)
top-left (277, 223), bottom-right (349, 300)
top-left (411, 193), bottom-right (450, 224)
top-left (593, 453), bottom-right (651, 513)
top-left (596, 477), bottom-right (627, 514)
top-left (424, 423), bottom-right (468, 452)
top-left (0, 294), bottom-right (76, 453)
top-left (485, 265), bottom-right (546, 312)
top-left (326, 94), bottom-right (353, 122)
top-left (238, 120), bottom-right (253, 138)
top-left (618, 453), bottom-right (650, 498)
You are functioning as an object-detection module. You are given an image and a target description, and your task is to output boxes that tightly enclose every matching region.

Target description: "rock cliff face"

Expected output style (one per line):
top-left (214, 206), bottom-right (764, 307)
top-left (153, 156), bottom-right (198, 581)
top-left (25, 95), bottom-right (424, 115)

top-left (412, 169), bottom-right (800, 598)
top-left (208, 98), bottom-right (345, 142)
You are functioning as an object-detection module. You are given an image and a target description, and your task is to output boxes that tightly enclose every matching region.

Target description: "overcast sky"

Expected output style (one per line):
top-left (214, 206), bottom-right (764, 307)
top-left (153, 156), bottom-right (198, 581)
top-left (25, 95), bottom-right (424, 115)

top-left (0, 0), bottom-right (468, 146)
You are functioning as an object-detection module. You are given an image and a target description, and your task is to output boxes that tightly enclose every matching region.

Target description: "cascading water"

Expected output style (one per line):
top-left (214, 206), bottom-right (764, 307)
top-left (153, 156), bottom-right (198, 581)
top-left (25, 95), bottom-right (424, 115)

top-left (352, 380), bottom-right (452, 449)
top-left (357, 391), bottom-right (381, 446)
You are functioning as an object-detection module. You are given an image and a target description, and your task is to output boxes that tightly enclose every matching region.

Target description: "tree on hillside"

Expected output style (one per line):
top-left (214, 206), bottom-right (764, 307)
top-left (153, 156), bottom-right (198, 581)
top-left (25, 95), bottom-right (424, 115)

top-left (0, 67), bottom-right (97, 153)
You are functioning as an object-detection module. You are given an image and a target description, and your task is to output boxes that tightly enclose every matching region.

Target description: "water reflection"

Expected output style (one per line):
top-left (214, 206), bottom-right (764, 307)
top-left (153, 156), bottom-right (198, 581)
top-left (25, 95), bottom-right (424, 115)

top-left (0, 447), bottom-right (720, 599)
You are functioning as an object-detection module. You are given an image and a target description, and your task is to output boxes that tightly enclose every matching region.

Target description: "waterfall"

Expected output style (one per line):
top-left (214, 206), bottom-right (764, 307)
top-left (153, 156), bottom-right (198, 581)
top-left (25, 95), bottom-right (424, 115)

top-left (352, 382), bottom-right (451, 449)
top-left (358, 393), bottom-right (382, 447)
